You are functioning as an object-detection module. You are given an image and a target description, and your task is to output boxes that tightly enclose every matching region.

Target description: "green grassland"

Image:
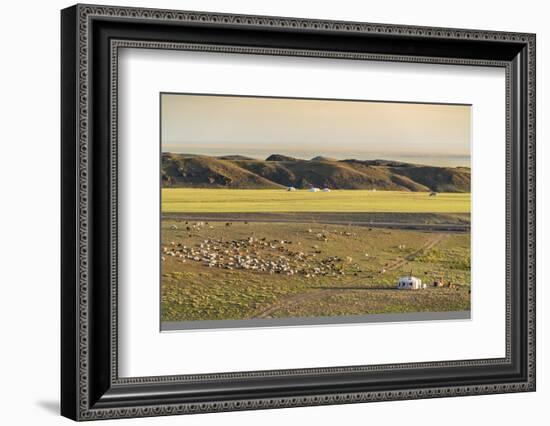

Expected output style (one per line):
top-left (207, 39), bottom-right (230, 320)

top-left (161, 188), bottom-right (471, 323)
top-left (162, 188), bottom-right (470, 213)
top-left (161, 219), bottom-right (470, 322)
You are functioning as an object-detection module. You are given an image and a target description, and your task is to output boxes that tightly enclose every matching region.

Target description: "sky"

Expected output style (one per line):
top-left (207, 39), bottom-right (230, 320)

top-left (161, 93), bottom-right (471, 167)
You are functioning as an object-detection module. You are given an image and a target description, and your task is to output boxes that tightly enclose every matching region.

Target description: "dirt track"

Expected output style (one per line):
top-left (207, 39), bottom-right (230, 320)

top-left (164, 213), bottom-right (469, 232)
top-left (250, 233), bottom-right (449, 319)
top-left (384, 234), bottom-right (448, 272)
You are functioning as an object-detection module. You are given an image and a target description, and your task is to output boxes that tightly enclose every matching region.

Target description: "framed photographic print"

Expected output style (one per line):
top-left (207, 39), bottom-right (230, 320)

top-left (159, 93), bottom-right (472, 331)
top-left (61, 4), bottom-right (536, 421)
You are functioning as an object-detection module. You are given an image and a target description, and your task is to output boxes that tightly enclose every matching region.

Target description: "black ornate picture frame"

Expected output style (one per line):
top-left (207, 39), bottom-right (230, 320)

top-left (61, 4), bottom-right (536, 421)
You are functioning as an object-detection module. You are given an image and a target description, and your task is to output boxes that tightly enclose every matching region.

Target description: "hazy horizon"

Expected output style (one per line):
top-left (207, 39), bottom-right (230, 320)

top-left (162, 94), bottom-right (471, 168)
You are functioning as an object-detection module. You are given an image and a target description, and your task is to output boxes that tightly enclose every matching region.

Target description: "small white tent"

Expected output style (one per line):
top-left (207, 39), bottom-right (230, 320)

top-left (309, 187), bottom-right (320, 192)
top-left (397, 276), bottom-right (423, 290)
top-left (287, 186), bottom-right (296, 191)
top-left (322, 187), bottom-right (331, 192)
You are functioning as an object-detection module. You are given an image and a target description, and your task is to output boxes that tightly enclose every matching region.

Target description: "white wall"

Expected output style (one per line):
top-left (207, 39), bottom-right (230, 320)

top-left (0, 0), bottom-right (546, 424)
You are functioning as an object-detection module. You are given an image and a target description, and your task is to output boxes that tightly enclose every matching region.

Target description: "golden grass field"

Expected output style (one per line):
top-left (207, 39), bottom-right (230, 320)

top-left (160, 188), bottom-right (471, 324)
top-left (162, 188), bottom-right (470, 213)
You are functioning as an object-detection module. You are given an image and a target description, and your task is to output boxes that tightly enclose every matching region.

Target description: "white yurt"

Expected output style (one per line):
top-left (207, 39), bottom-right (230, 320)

top-left (309, 187), bottom-right (320, 192)
top-left (287, 186), bottom-right (296, 191)
top-left (322, 187), bottom-right (331, 192)
top-left (397, 276), bottom-right (423, 290)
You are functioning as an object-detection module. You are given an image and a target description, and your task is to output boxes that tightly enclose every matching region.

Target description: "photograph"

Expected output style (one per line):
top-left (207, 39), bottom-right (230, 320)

top-left (58, 4), bottom-right (536, 420)
top-left (160, 93), bottom-right (472, 329)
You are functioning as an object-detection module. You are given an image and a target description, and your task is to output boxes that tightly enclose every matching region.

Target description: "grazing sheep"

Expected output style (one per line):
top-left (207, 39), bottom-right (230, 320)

top-left (433, 278), bottom-right (444, 287)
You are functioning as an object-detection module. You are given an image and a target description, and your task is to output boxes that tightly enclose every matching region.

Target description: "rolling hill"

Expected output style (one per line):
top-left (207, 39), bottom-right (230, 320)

top-left (161, 153), bottom-right (470, 192)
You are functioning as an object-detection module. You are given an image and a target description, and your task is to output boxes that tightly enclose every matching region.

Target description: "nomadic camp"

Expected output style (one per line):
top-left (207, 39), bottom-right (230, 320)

top-left (397, 275), bottom-right (424, 290)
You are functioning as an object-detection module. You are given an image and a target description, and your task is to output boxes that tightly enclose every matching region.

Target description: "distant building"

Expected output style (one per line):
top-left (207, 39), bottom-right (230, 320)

top-left (309, 187), bottom-right (320, 192)
top-left (287, 186), bottom-right (296, 191)
top-left (397, 275), bottom-right (424, 290)
top-left (322, 187), bottom-right (331, 192)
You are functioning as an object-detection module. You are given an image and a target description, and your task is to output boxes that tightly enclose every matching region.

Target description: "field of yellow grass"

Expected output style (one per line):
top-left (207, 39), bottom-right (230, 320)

top-left (162, 188), bottom-right (470, 213)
